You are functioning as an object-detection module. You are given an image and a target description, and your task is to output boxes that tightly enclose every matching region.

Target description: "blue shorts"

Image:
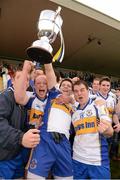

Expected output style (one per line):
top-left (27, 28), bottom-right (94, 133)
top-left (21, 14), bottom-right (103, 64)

top-left (29, 132), bottom-right (73, 177)
top-left (0, 148), bottom-right (30, 179)
top-left (73, 159), bottom-right (110, 180)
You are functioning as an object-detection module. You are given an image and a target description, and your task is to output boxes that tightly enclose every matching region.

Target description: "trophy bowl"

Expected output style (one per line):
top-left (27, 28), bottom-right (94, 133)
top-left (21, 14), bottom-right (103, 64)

top-left (26, 38), bottom-right (53, 64)
top-left (26, 47), bottom-right (53, 64)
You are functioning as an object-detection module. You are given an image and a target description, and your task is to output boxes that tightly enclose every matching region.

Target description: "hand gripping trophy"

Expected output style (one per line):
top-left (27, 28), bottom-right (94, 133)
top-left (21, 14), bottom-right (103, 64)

top-left (26, 6), bottom-right (65, 64)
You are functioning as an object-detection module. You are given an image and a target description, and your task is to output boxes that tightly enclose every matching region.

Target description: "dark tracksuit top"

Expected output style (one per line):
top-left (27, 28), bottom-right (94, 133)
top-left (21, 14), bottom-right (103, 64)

top-left (0, 88), bottom-right (29, 179)
top-left (0, 87), bottom-right (27, 161)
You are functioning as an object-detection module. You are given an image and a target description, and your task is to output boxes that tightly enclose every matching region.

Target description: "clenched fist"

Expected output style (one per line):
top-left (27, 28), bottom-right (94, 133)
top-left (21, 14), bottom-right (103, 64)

top-left (21, 129), bottom-right (40, 148)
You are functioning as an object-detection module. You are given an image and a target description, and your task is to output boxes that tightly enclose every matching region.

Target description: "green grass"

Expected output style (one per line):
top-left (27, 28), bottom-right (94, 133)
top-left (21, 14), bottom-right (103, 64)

top-left (111, 146), bottom-right (120, 179)
top-left (111, 159), bottom-right (120, 179)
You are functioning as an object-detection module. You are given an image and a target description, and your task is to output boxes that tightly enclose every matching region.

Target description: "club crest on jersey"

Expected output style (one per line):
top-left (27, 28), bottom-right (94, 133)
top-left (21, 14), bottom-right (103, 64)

top-left (79, 112), bottom-right (85, 119)
top-left (86, 109), bottom-right (93, 117)
top-left (35, 104), bottom-right (41, 109)
top-left (30, 159), bottom-right (37, 169)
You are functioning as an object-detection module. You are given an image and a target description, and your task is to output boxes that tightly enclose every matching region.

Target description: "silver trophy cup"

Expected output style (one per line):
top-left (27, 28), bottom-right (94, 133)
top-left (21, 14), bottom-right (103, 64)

top-left (26, 7), bottom-right (64, 64)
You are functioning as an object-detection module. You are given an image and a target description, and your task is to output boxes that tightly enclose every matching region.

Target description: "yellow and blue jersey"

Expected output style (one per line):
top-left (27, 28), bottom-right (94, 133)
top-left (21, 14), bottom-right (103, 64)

top-left (97, 92), bottom-right (116, 120)
top-left (72, 98), bottom-right (110, 166)
top-left (26, 95), bottom-right (47, 128)
top-left (41, 87), bottom-right (73, 138)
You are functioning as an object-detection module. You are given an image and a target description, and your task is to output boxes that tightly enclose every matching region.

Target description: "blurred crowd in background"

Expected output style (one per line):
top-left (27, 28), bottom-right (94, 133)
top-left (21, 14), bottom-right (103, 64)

top-left (0, 60), bottom-right (120, 92)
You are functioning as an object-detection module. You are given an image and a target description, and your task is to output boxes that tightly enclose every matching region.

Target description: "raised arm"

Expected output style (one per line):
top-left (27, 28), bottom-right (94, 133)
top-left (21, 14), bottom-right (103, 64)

top-left (44, 63), bottom-right (57, 90)
top-left (14, 60), bottom-right (34, 105)
top-left (95, 99), bottom-right (113, 137)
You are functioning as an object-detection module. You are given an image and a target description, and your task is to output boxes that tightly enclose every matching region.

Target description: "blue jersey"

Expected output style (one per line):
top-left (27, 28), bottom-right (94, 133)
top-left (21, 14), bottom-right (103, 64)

top-left (28, 87), bottom-right (73, 177)
top-left (40, 87), bottom-right (60, 131)
top-left (26, 94), bottom-right (47, 128)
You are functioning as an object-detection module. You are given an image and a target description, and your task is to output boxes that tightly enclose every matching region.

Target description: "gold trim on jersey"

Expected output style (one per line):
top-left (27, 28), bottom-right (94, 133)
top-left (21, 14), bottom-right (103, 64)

top-left (29, 108), bottom-right (44, 124)
top-left (73, 116), bottom-right (98, 135)
top-left (51, 101), bottom-right (73, 115)
top-left (107, 107), bottom-right (114, 118)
